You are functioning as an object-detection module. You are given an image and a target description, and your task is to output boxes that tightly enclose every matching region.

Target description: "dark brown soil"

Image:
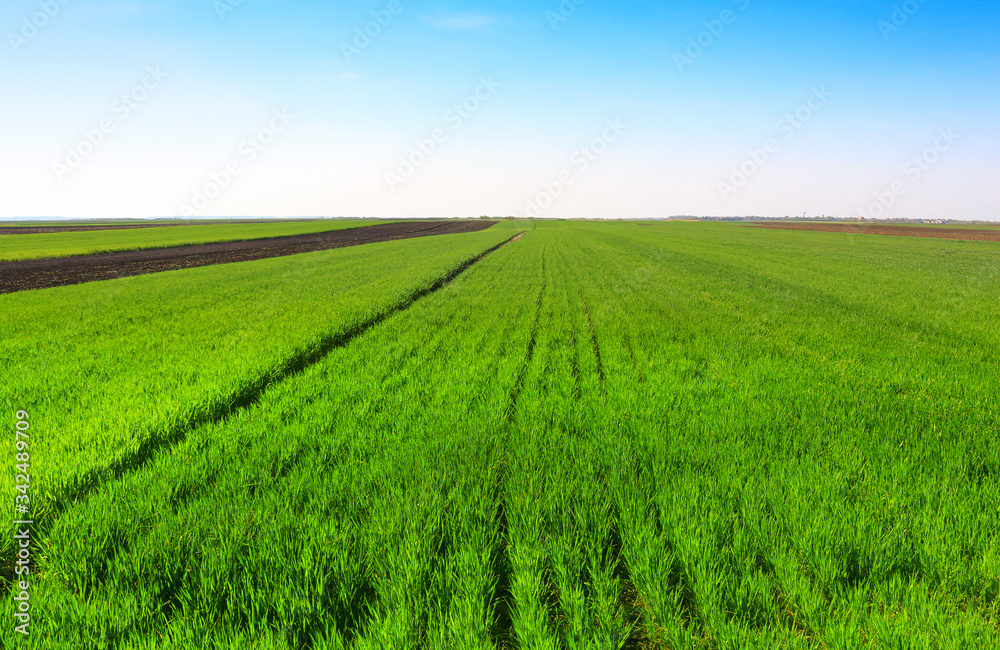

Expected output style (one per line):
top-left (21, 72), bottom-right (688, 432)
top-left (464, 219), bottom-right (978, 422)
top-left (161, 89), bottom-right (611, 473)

top-left (749, 222), bottom-right (1000, 241)
top-left (0, 220), bottom-right (496, 294)
top-left (0, 219), bottom-right (324, 235)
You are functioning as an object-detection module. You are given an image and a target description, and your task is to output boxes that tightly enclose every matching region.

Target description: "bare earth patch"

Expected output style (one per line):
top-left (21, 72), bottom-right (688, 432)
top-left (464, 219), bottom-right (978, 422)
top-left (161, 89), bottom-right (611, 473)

top-left (0, 220), bottom-right (496, 294)
top-left (749, 222), bottom-right (1000, 242)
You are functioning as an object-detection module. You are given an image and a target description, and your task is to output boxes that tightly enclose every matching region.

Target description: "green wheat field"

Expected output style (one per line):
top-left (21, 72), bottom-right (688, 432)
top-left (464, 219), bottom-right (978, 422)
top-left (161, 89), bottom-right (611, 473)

top-left (1, 219), bottom-right (998, 649)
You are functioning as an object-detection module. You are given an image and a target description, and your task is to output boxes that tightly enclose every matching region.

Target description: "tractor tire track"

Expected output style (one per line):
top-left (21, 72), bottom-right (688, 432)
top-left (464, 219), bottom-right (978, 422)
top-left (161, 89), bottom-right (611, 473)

top-left (492, 243), bottom-right (547, 649)
top-left (580, 293), bottom-right (607, 391)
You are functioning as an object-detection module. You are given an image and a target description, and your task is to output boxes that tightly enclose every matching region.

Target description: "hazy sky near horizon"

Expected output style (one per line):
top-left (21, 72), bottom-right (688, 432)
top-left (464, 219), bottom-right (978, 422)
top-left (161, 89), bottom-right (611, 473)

top-left (1, 0), bottom-right (997, 220)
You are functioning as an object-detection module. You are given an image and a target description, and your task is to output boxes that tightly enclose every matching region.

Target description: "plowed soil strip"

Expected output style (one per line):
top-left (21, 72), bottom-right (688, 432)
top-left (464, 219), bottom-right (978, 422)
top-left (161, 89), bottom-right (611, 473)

top-left (0, 220), bottom-right (496, 294)
top-left (749, 222), bottom-right (1000, 241)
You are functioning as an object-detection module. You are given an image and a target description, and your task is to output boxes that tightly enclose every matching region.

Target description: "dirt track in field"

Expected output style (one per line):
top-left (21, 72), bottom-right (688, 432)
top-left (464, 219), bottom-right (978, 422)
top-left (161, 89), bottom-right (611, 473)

top-left (749, 222), bottom-right (1000, 241)
top-left (0, 221), bottom-right (497, 294)
top-left (0, 219), bottom-right (322, 235)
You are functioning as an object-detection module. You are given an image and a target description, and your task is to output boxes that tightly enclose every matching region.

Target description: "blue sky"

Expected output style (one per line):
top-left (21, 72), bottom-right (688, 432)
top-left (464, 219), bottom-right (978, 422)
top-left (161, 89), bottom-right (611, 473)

top-left (1, 0), bottom-right (997, 220)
